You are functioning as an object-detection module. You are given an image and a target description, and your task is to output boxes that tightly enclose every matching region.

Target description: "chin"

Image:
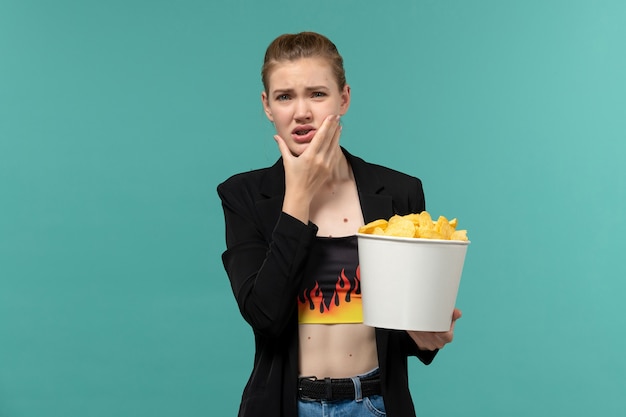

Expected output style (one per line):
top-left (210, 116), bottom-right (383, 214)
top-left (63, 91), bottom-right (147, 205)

top-left (288, 143), bottom-right (309, 156)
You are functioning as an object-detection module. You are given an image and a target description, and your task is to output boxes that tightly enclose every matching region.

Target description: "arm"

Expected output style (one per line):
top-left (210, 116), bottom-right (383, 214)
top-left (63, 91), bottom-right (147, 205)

top-left (218, 114), bottom-right (343, 338)
top-left (218, 182), bottom-right (318, 338)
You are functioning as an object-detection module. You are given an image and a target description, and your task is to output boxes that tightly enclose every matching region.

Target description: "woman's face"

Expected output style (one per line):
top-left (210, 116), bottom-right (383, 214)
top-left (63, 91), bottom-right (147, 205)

top-left (261, 57), bottom-right (350, 156)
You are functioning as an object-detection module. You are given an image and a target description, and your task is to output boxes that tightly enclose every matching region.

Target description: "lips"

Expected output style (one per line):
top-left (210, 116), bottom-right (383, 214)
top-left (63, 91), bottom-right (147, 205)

top-left (291, 125), bottom-right (316, 143)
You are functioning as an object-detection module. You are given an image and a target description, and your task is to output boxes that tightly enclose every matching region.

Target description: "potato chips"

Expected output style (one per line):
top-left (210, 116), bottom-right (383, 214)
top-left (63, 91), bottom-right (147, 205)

top-left (358, 211), bottom-right (469, 241)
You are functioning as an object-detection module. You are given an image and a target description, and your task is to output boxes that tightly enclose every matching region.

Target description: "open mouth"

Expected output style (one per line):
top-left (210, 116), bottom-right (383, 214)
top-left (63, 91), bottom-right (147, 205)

top-left (291, 126), bottom-right (316, 142)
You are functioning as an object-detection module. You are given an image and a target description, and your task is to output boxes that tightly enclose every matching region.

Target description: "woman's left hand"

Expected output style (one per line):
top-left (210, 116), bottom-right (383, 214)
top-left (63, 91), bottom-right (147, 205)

top-left (406, 308), bottom-right (462, 351)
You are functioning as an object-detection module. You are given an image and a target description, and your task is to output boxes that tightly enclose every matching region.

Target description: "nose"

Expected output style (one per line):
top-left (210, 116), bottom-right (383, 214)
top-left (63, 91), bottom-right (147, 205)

top-left (293, 98), bottom-right (312, 122)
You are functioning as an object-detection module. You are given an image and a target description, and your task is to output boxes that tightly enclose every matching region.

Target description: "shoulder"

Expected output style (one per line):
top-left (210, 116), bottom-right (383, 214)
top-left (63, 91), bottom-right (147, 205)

top-left (345, 149), bottom-right (425, 214)
top-left (367, 159), bottom-right (421, 183)
top-left (218, 166), bottom-right (269, 194)
top-left (345, 150), bottom-right (423, 189)
top-left (217, 169), bottom-right (269, 216)
top-left (217, 159), bottom-right (283, 199)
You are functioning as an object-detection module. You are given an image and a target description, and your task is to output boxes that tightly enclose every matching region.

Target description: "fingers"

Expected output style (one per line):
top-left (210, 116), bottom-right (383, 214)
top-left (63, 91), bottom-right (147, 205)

top-left (274, 134), bottom-right (292, 159)
top-left (450, 308), bottom-right (462, 331)
top-left (330, 116), bottom-right (342, 149)
top-left (327, 114), bottom-right (342, 149)
top-left (306, 114), bottom-right (341, 154)
top-left (276, 114), bottom-right (342, 159)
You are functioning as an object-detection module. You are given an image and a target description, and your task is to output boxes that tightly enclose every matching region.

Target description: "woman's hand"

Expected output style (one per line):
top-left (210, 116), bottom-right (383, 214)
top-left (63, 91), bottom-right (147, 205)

top-left (275, 114), bottom-right (342, 223)
top-left (406, 308), bottom-right (462, 351)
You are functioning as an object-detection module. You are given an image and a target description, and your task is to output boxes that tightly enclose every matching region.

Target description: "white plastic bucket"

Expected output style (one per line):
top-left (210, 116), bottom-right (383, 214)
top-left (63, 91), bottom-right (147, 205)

top-left (357, 233), bottom-right (470, 331)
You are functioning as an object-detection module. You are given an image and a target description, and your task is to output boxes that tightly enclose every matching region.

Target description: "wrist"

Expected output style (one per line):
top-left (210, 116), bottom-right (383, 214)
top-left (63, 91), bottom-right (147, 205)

top-left (282, 191), bottom-right (311, 224)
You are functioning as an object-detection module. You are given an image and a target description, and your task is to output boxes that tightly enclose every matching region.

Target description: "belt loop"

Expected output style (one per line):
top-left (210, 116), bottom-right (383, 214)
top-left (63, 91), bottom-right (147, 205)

top-left (350, 376), bottom-right (363, 402)
top-left (324, 377), bottom-right (332, 400)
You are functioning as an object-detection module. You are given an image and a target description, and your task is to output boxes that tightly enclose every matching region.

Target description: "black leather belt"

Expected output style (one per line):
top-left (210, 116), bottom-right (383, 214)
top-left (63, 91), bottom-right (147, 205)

top-left (298, 374), bottom-right (381, 401)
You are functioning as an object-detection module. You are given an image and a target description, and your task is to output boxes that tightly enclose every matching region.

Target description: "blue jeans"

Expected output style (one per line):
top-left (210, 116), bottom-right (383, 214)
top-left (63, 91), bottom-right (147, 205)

top-left (297, 368), bottom-right (386, 417)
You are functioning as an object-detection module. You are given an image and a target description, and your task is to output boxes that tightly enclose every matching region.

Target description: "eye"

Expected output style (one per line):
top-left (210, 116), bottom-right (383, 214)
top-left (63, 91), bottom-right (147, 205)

top-left (311, 91), bottom-right (326, 98)
top-left (276, 94), bottom-right (290, 101)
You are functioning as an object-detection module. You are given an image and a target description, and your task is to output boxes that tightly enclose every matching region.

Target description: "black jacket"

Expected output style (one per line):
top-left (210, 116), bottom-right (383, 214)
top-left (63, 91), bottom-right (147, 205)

top-left (217, 148), bottom-right (437, 417)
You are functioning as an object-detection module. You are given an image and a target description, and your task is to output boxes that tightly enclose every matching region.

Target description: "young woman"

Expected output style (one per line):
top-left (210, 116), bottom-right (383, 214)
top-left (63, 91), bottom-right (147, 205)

top-left (218, 31), bottom-right (461, 417)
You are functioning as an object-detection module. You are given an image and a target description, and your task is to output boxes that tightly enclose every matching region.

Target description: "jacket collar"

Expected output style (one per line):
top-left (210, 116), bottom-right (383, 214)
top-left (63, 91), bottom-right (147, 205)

top-left (257, 147), bottom-right (393, 223)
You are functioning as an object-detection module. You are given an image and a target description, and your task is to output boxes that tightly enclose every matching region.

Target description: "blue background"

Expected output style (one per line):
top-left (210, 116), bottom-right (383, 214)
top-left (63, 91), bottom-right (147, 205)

top-left (1, 0), bottom-right (625, 416)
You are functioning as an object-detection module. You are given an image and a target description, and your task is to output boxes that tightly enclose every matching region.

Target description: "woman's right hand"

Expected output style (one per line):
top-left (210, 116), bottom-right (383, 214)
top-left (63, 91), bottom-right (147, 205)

top-left (274, 114), bottom-right (342, 223)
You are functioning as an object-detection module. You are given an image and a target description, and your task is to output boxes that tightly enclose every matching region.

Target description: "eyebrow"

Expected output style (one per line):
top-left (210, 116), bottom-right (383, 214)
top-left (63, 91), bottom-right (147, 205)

top-left (271, 86), bottom-right (331, 95)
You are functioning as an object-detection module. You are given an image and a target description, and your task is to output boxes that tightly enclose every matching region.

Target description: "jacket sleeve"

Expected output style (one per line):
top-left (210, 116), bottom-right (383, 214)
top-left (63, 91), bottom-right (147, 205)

top-left (217, 180), bottom-right (318, 339)
top-left (401, 331), bottom-right (438, 364)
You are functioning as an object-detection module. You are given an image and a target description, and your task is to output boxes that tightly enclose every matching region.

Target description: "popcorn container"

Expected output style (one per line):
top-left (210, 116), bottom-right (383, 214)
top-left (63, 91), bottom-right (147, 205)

top-left (357, 233), bottom-right (470, 331)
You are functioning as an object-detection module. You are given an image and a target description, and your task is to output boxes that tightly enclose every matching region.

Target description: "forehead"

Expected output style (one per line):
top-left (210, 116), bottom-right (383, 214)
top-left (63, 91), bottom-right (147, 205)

top-left (267, 57), bottom-right (338, 91)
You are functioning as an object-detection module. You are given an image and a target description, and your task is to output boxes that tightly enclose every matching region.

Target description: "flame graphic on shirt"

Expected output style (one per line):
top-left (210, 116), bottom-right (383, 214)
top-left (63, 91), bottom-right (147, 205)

top-left (297, 267), bottom-right (363, 324)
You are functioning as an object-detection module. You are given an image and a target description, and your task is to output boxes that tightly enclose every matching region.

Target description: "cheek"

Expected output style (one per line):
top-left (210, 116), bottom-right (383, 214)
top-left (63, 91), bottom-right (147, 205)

top-left (319, 101), bottom-right (342, 117)
top-left (271, 110), bottom-right (292, 127)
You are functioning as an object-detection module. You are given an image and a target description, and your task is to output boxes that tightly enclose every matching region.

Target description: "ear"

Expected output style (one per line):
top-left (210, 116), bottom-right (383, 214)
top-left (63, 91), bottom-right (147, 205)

top-left (339, 85), bottom-right (351, 115)
top-left (261, 91), bottom-right (274, 122)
